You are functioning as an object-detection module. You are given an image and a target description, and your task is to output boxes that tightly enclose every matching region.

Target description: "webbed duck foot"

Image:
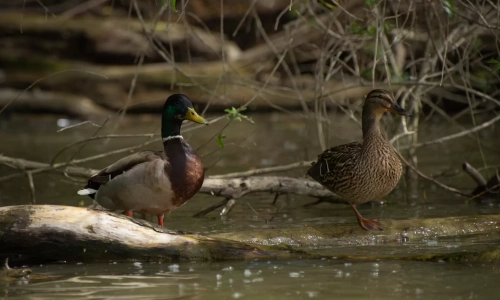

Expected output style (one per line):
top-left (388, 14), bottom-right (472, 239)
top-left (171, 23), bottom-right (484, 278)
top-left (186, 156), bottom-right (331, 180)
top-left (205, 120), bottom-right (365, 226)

top-left (357, 217), bottom-right (383, 231)
top-left (350, 204), bottom-right (383, 231)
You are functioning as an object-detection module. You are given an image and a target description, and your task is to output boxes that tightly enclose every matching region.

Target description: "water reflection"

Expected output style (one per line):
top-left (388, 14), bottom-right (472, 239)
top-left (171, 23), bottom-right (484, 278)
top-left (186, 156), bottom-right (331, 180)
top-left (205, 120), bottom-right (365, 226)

top-left (2, 260), bottom-right (500, 299)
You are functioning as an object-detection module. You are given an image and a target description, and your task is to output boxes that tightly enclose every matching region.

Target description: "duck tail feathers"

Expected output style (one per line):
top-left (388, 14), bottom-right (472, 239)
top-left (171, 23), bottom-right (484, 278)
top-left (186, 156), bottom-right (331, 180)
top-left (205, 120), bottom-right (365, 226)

top-left (77, 188), bottom-right (97, 195)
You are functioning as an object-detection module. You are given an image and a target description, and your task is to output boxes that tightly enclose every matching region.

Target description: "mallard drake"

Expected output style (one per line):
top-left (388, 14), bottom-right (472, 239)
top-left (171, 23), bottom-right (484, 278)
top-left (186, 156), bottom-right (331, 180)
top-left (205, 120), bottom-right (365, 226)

top-left (307, 89), bottom-right (411, 231)
top-left (78, 94), bottom-right (208, 226)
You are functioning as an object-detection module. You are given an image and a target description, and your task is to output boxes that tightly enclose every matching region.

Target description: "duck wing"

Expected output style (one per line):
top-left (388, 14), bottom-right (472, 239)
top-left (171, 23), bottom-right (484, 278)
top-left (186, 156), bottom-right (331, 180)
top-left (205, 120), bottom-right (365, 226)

top-left (307, 142), bottom-right (362, 186)
top-left (79, 151), bottom-right (165, 198)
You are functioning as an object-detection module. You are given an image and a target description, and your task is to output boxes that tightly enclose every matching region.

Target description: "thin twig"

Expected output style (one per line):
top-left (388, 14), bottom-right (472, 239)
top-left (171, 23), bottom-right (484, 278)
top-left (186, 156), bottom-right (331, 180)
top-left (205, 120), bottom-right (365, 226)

top-left (26, 171), bottom-right (36, 204)
top-left (208, 160), bottom-right (313, 179)
top-left (398, 112), bottom-right (500, 151)
top-left (397, 153), bottom-right (469, 197)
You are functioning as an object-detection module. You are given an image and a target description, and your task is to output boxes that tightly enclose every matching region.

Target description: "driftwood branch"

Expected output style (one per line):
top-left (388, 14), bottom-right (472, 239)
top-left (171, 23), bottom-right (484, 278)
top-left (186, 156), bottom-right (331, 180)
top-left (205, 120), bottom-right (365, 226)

top-left (463, 162), bottom-right (500, 203)
top-left (199, 176), bottom-right (336, 199)
top-left (463, 162), bottom-right (487, 187)
top-left (0, 154), bottom-right (337, 202)
top-left (397, 153), bottom-right (470, 197)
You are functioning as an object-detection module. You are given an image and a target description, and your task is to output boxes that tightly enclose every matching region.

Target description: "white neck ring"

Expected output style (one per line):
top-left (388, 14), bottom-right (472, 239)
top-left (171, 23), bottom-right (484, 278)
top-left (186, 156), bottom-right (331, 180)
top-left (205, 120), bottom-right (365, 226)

top-left (162, 135), bottom-right (183, 142)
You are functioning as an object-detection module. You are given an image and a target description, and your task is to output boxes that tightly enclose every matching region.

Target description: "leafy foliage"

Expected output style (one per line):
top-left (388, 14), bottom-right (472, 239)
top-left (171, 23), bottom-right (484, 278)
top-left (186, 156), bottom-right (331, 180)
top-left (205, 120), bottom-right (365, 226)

top-left (216, 133), bottom-right (227, 148)
top-left (161, 0), bottom-right (177, 11)
top-left (364, 0), bottom-right (377, 8)
top-left (224, 107), bottom-right (254, 123)
top-left (487, 58), bottom-right (500, 71)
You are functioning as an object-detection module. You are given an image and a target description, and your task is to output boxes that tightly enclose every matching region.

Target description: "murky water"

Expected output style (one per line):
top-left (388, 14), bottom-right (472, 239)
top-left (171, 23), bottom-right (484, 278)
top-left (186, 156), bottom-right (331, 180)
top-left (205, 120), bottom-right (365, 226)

top-left (3, 260), bottom-right (500, 300)
top-left (1, 112), bottom-right (500, 299)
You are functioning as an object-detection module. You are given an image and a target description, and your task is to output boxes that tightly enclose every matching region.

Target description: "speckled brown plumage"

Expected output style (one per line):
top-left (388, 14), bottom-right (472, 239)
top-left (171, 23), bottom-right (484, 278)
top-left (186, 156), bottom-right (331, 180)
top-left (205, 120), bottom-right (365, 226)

top-left (307, 89), bottom-right (411, 230)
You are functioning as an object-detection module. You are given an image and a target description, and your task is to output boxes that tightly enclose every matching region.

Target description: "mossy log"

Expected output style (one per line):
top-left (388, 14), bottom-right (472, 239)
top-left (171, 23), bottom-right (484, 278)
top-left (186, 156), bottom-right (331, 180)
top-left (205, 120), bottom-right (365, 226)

top-left (213, 214), bottom-right (500, 247)
top-left (0, 205), bottom-right (301, 264)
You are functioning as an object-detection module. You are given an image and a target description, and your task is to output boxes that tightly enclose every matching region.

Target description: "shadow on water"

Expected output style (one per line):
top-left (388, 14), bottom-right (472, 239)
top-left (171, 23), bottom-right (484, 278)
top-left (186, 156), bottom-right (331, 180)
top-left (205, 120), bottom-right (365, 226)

top-left (1, 112), bottom-right (500, 299)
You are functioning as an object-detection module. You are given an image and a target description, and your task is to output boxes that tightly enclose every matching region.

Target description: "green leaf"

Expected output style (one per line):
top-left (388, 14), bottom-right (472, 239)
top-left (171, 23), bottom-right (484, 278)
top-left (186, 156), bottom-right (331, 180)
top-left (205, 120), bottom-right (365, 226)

top-left (383, 20), bottom-right (394, 33)
top-left (350, 22), bottom-right (366, 35)
top-left (319, 0), bottom-right (336, 10)
top-left (364, 0), bottom-right (377, 8)
top-left (224, 107), bottom-right (254, 123)
top-left (171, 0), bottom-right (177, 11)
top-left (217, 133), bottom-right (226, 148)
top-left (487, 58), bottom-right (500, 71)
top-left (360, 69), bottom-right (373, 81)
top-left (367, 26), bottom-right (377, 37)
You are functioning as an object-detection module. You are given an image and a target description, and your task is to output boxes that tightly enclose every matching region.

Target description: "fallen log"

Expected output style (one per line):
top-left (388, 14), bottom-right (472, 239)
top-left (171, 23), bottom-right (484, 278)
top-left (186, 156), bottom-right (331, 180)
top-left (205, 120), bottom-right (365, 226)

top-left (0, 88), bottom-right (110, 118)
top-left (0, 49), bottom-right (367, 112)
top-left (0, 205), bottom-right (301, 264)
top-left (2, 205), bottom-right (500, 265)
top-left (0, 12), bottom-right (242, 62)
top-left (212, 214), bottom-right (500, 247)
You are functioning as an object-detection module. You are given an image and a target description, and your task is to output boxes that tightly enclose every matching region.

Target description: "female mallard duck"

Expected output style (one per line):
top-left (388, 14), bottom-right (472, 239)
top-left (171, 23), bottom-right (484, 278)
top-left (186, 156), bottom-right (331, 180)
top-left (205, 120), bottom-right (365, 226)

top-left (307, 89), bottom-right (411, 231)
top-left (78, 94), bottom-right (208, 226)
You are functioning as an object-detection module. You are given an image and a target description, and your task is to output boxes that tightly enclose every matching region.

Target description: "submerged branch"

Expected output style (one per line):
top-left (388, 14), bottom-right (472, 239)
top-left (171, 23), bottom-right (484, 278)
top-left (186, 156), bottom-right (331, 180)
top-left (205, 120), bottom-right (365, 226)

top-left (397, 153), bottom-right (469, 197)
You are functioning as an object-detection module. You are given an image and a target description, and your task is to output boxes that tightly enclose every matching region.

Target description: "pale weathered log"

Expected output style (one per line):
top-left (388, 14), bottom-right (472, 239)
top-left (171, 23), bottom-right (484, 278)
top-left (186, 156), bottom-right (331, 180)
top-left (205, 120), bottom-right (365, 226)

top-left (0, 205), bottom-right (298, 264)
